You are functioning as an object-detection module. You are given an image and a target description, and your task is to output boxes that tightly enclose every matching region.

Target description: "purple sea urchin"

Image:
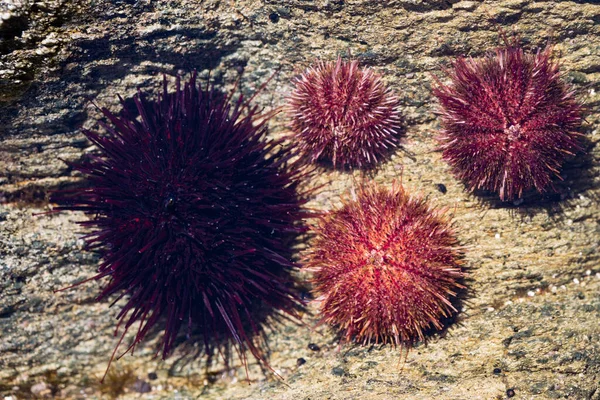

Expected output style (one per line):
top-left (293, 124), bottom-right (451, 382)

top-left (54, 73), bottom-right (311, 374)
top-left (287, 58), bottom-right (404, 170)
top-left (307, 184), bottom-right (464, 346)
top-left (433, 42), bottom-right (583, 201)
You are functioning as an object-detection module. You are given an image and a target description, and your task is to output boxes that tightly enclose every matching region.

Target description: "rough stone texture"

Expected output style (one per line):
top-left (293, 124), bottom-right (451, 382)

top-left (1, 0), bottom-right (599, 399)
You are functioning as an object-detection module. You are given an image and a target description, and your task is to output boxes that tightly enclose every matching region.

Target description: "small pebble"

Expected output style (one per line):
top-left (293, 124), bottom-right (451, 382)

top-left (300, 290), bottom-right (312, 302)
top-left (308, 343), bottom-right (320, 351)
top-left (269, 12), bottom-right (279, 23)
top-left (331, 366), bottom-right (345, 376)
top-left (30, 382), bottom-right (48, 396)
top-left (493, 367), bottom-right (501, 374)
top-left (296, 357), bottom-right (306, 366)
top-left (506, 388), bottom-right (516, 397)
top-left (147, 372), bottom-right (158, 380)
top-left (436, 183), bottom-right (447, 194)
top-left (132, 379), bottom-right (151, 393)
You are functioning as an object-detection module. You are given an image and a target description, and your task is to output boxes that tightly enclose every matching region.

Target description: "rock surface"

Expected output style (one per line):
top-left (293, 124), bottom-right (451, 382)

top-left (1, 0), bottom-right (599, 399)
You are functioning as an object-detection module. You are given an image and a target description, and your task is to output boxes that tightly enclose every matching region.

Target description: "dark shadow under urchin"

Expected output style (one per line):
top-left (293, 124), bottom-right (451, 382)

top-left (333, 241), bottom-right (473, 362)
top-left (323, 269), bottom-right (471, 384)
top-left (154, 208), bottom-right (319, 384)
top-left (158, 236), bottom-right (310, 381)
top-left (52, 71), bottom-right (314, 381)
top-left (469, 134), bottom-right (597, 216)
top-left (309, 130), bottom-right (408, 173)
top-left (165, 296), bottom-right (304, 382)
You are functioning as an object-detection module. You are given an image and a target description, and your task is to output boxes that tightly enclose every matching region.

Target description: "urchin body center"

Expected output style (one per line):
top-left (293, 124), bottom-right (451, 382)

top-left (505, 123), bottom-right (522, 141)
top-left (163, 194), bottom-right (176, 211)
top-left (364, 248), bottom-right (388, 268)
top-left (331, 124), bottom-right (347, 138)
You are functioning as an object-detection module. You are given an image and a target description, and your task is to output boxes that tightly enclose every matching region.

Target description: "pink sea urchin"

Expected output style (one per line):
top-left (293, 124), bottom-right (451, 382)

top-left (53, 72), bottom-right (311, 376)
top-left (433, 42), bottom-right (583, 201)
top-left (307, 184), bottom-right (464, 346)
top-left (288, 57), bottom-right (404, 170)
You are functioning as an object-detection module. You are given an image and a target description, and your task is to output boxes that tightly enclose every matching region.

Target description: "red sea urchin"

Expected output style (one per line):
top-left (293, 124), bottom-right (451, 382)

top-left (54, 72), bottom-right (311, 375)
top-left (432, 42), bottom-right (583, 201)
top-left (307, 184), bottom-right (464, 346)
top-left (287, 57), bottom-right (404, 170)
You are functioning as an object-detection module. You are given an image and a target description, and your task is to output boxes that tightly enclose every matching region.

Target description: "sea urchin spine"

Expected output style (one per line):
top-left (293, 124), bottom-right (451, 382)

top-left (288, 57), bottom-right (404, 170)
top-left (307, 184), bottom-right (464, 346)
top-left (433, 42), bottom-right (583, 201)
top-left (54, 72), bottom-right (311, 375)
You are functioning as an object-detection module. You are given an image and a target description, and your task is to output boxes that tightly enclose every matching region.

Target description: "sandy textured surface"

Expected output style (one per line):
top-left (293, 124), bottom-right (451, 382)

top-left (1, 0), bottom-right (599, 399)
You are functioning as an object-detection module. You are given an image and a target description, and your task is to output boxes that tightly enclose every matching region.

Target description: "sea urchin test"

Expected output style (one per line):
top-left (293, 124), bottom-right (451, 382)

top-left (288, 57), bottom-right (404, 170)
top-left (432, 41), bottom-right (583, 201)
top-left (307, 183), bottom-right (464, 346)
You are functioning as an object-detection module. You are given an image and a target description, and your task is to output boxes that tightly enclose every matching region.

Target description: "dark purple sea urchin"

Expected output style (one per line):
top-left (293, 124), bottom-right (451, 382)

top-left (288, 58), bottom-right (404, 170)
top-left (54, 73), bottom-right (311, 374)
top-left (433, 42), bottom-right (583, 201)
top-left (307, 184), bottom-right (464, 347)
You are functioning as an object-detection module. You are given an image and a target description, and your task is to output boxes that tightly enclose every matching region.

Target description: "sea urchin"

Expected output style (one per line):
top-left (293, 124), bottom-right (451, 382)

top-left (288, 57), bottom-right (404, 170)
top-left (432, 42), bottom-right (583, 201)
top-left (54, 72), bottom-right (311, 374)
top-left (307, 184), bottom-right (464, 346)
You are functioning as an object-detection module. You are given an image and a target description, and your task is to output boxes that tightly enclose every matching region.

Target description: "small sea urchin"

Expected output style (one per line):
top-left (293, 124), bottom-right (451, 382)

top-left (433, 42), bottom-right (583, 201)
top-left (54, 73), bottom-right (311, 374)
top-left (288, 58), bottom-right (404, 170)
top-left (307, 184), bottom-right (464, 346)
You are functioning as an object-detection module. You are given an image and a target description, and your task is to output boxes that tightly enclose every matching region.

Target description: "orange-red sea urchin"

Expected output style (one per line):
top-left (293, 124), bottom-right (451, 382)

top-left (287, 58), bottom-right (404, 170)
top-left (307, 184), bottom-right (464, 346)
top-left (432, 42), bottom-right (583, 201)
